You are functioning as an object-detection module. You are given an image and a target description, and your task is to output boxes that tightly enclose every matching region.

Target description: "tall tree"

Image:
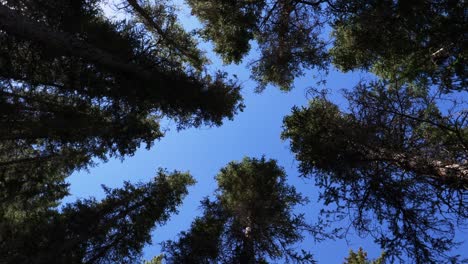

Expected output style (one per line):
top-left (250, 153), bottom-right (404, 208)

top-left (187, 1), bottom-right (467, 262)
top-left (0, 169), bottom-right (195, 263)
top-left (0, 0), bottom-right (243, 174)
top-left (330, 0), bottom-right (466, 93)
top-left (163, 157), bottom-right (315, 264)
top-left (187, 0), bottom-right (465, 93)
top-left (186, 0), bottom-right (328, 91)
top-left (282, 83), bottom-right (467, 263)
top-left (0, 0), bottom-right (241, 262)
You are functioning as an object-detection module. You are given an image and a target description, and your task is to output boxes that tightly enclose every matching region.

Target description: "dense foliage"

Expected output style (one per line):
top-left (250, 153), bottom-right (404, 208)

top-left (186, 0), bottom-right (467, 262)
top-left (0, 0), bottom-right (243, 169)
top-left (187, 0), bottom-right (328, 91)
top-left (188, 0), bottom-right (465, 93)
top-left (330, 0), bottom-right (465, 93)
top-left (0, 169), bottom-right (194, 263)
top-left (0, 0), bottom-right (241, 262)
top-left (282, 84), bottom-right (467, 262)
top-left (1, 0), bottom-right (466, 263)
top-left (163, 157), bottom-right (314, 264)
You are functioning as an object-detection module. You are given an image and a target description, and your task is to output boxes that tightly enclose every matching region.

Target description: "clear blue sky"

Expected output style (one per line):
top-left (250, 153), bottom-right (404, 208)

top-left (63, 1), bottom-right (467, 263)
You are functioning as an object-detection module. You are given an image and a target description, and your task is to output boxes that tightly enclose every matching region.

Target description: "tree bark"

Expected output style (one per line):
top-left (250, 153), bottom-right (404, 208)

top-left (364, 147), bottom-right (468, 189)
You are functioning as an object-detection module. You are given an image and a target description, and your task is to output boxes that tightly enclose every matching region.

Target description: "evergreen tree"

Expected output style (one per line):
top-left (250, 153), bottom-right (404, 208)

top-left (163, 157), bottom-right (315, 264)
top-left (0, 0), bottom-right (241, 262)
top-left (187, 0), bottom-right (328, 91)
top-left (187, 0), bottom-right (465, 93)
top-left (0, 0), bottom-right (243, 173)
top-left (186, 1), bottom-right (466, 262)
top-left (0, 169), bottom-right (195, 263)
top-left (1, 0), bottom-right (466, 262)
top-left (330, 0), bottom-right (465, 93)
top-left (282, 83), bottom-right (467, 263)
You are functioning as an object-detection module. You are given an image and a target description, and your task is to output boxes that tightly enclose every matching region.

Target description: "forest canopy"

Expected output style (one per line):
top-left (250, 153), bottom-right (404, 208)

top-left (0, 0), bottom-right (240, 262)
top-left (0, 0), bottom-right (466, 263)
top-left (185, 0), bottom-right (466, 262)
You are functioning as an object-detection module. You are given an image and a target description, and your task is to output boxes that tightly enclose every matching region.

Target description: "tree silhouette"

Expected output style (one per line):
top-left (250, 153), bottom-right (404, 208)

top-left (1, 170), bottom-right (195, 263)
top-left (163, 157), bottom-right (315, 264)
top-left (0, 0), bottom-right (241, 262)
top-left (186, 0), bottom-right (466, 262)
top-left (187, 0), bottom-right (465, 92)
top-left (282, 83), bottom-right (467, 263)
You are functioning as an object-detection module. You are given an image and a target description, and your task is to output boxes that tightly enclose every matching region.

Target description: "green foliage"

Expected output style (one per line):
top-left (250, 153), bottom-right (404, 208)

top-left (0, 0), bottom-right (243, 172)
top-left (0, 170), bottom-right (194, 264)
top-left (187, 0), bottom-right (264, 64)
top-left (187, 0), bottom-right (328, 91)
top-left (162, 198), bottom-right (227, 263)
top-left (282, 82), bottom-right (467, 263)
top-left (344, 248), bottom-right (386, 264)
top-left (1, 0), bottom-right (466, 263)
top-left (125, 0), bottom-right (209, 71)
top-left (163, 157), bottom-right (315, 264)
top-left (0, 0), bottom-right (236, 263)
top-left (144, 254), bottom-right (164, 264)
top-left (330, 0), bottom-right (466, 93)
top-left (188, 0), bottom-right (465, 93)
top-left (186, 8), bottom-right (467, 262)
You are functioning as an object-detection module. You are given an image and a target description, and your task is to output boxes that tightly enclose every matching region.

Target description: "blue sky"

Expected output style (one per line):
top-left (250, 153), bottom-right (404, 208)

top-left (63, 1), bottom-right (467, 263)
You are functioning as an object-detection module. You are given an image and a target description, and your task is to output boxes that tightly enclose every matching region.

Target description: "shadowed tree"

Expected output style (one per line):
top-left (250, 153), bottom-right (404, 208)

top-left (186, 1), bottom-right (466, 262)
top-left (186, 0), bottom-right (328, 91)
top-left (1, 0), bottom-right (466, 262)
top-left (0, 0), bottom-right (241, 262)
top-left (0, 0), bottom-right (243, 174)
top-left (282, 82), bottom-right (467, 263)
top-left (330, 0), bottom-right (466, 93)
top-left (187, 0), bottom-right (465, 93)
top-left (163, 157), bottom-right (315, 264)
top-left (0, 169), bottom-right (195, 263)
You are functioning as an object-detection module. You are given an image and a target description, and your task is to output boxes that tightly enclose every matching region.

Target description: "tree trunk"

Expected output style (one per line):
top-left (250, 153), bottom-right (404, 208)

top-left (240, 235), bottom-right (255, 264)
top-left (365, 147), bottom-right (468, 189)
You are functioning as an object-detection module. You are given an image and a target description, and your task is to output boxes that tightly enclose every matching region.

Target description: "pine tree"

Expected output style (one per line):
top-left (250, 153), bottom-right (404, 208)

top-left (0, 0), bottom-right (241, 262)
top-left (282, 83), bottom-right (467, 263)
top-left (187, 0), bottom-right (465, 92)
top-left (186, 1), bottom-right (466, 262)
top-left (0, 169), bottom-right (195, 263)
top-left (163, 157), bottom-right (315, 264)
top-left (0, 0), bottom-right (243, 172)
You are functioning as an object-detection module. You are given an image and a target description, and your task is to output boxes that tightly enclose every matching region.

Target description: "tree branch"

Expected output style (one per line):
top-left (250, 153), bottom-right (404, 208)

top-left (125, 0), bottom-right (200, 65)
